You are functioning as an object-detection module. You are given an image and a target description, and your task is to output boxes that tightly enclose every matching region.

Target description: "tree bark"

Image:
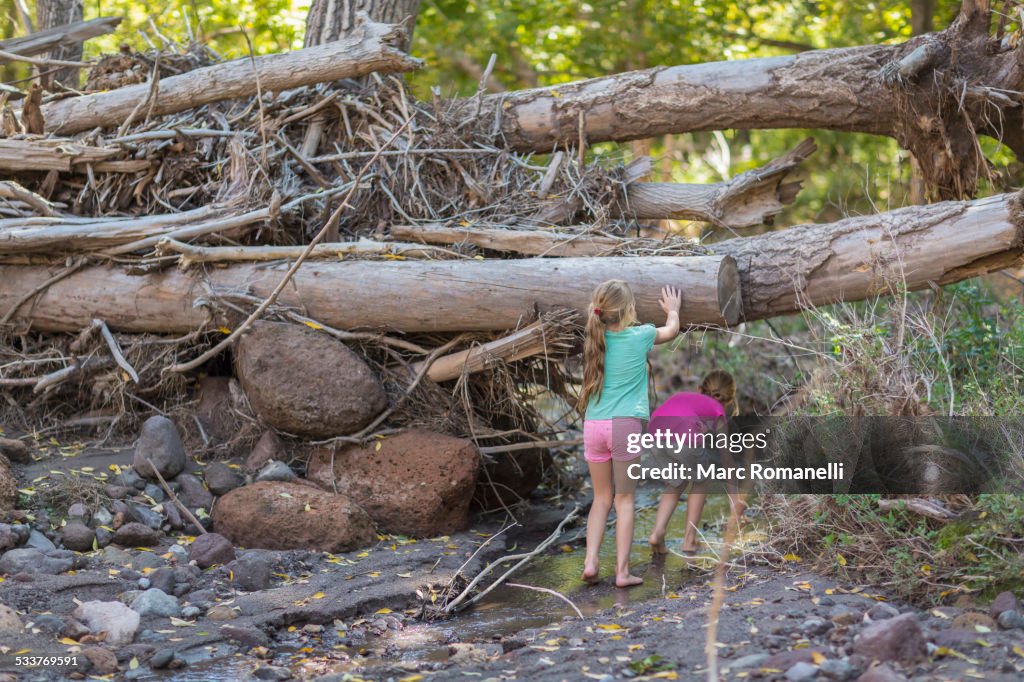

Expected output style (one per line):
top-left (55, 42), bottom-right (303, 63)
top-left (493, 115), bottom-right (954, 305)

top-left (37, 19), bottom-right (421, 135)
top-left (0, 255), bottom-right (741, 333)
top-left (0, 16), bottom-right (119, 59)
top-left (305, 0), bottom-right (421, 51)
top-left (35, 0), bottom-right (83, 86)
top-left (453, 4), bottom-right (1023, 199)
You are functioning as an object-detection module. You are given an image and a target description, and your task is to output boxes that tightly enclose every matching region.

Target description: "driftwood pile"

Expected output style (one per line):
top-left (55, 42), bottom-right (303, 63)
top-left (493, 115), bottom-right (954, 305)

top-left (1, 15), bottom-right (1023, 511)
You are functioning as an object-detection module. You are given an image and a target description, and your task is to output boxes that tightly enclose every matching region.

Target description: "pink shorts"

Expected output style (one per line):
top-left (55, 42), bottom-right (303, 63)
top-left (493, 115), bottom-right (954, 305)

top-left (583, 418), bottom-right (645, 463)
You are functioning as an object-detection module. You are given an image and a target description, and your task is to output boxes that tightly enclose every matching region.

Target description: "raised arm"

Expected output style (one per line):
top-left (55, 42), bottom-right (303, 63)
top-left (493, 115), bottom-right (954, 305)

top-left (654, 285), bottom-right (682, 344)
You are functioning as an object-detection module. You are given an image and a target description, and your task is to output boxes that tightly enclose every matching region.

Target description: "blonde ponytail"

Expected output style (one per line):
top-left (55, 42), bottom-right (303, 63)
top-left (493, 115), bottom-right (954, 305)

top-left (577, 280), bottom-right (637, 414)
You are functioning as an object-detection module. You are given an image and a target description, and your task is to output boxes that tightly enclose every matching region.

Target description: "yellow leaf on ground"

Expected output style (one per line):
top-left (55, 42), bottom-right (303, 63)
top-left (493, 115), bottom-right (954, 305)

top-left (375, 608), bottom-right (392, 614)
top-left (783, 553), bottom-right (802, 562)
top-left (313, 592), bottom-right (326, 600)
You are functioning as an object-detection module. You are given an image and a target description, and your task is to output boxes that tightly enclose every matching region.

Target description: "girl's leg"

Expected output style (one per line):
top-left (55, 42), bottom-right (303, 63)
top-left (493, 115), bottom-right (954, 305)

top-left (682, 481), bottom-right (708, 553)
top-left (648, 484), bottom-right (685, 554)
top-left (583, 460), bottom-right (613, 583)
top-left (613, 490), bottom-right (642, 586)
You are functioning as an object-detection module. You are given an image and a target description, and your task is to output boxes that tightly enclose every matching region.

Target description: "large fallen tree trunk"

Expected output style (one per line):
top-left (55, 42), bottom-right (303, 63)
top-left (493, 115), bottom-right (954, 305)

top-left (0, 255), bottom-right (741, 333)
top-left (455, 2), bottom-right (1020, 199)
top-left (399, 192), bottom-right (1024, 318)
top-left (37, 18), bottom-right (421, 135)
top-left (0, 16), bottom-right (120, 59)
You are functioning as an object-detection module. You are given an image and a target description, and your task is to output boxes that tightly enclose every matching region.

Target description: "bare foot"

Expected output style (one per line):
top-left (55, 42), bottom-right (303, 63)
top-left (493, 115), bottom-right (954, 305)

top-left (681, 540), bottom-right (700, 555)
top-left (581, 561), bottom-right (600, 584)
top-left (615, 574), bottom-right (643, 588)
top-left (648, 533), bottom-right (668, 555)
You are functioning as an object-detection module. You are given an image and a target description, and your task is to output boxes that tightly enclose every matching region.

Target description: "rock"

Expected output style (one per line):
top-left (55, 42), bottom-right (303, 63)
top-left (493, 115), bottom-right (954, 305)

top-left (138, 577), bottom-right (151, 589)
top-left (0, 547), bottom-right (76, 575)
top-left (83, 647), bottom-right (119, 675)
top-left (255, 460), bottom-right (296, 483)
top-left (246, 431), bottom-right (284, 474)
top-left (167, 544), bottom-right (188, 562)
top-left (61, 521), bottom-right (96, 552)
top-left (764, 650), bottom-right (816, 671)
top-left (830, 605), bottom-right (861, 626)
top-left (164, 501), bottom-right (182, 530)
top-left (214, 482), bottom-right (374, 552)
top-left (132, 416), bottom-right (186, 480)
top-left (33, 613), bottom-right (65, 633)
top-left (105, 484), bottom-right (132, 499)
top-left (143, 483), bottom-right (165, 503)
top-left (220, 624), bottom-right (269, 648)
top-left (951, 611), bottom-right (997, 631)
top-left (856, 664), bottom-right (907, 682)
top-left (26, 529), bottom-right (56, 550)
top-left (802, 617), bottom-right (832, 636)
top-left (95, 527), bottom-right (113, 548)
top-left (176, 474), bottom-right (214, 511)
top-left (196, 377), bottom-right (239, 444)
top-left (115, 467), bottom-right (145, 490)
top-left (865, 603), bottom-right (899, 621)
top-left (254, 665), bottom-right (293, 681)
top-left (997, 610), bottom-right (1024, 629)
top-left (130, 504), bottom-right (164, 530)
top-left (730, 653), bottom-right (769, 670)
top-left (227, 555), bottom-right (272, 591)
top-left (0, 437), bottom-right (31, 463)
top-left (73, 601), bottom-right (140, 646)
top-left (92, 507), bottom-right (113, 528)
top-left (931, 628), bottom-right (982, 648)
top-left (307, 429), bottom-right (480, 536)
top-left (9, 523), bottom-right (29, 544)
top-left (114, 523), bottom-right (161, 548)
top-left (204, 462), bottom-right (243, 496)
top-left (785, 661), bottom-right (819, 681)
top-left (131, 589), bottom-right (181, 618)
top-left (181, 606), bottom-right (201, 619)
top-left (148, 567), bottom-right (176, 595)
top-left (819, 657), bottom-right (858, 681)
top-left (0, 604), bottom-right (23, 633)
top-left (473, 445), bottom-right (549, 509)
top-left (234, 321), bottom-right (387, 437)
top-left (853, 613), bottom-right (925, 666)
top-left (67, 502), bottom-right (92, 522)
top-left (149, 648), bottom-right (174, 669)
top-left (0, 455), bottom-right (15, 512)
top-left (990, 591), bottom-right (1021, 618)
top-left (62, 617), bottom-right (90, 640)
top-left (206, 605), bottom-right (238, 621)
top-left (188, 532), bottom-right (235, 568)
top-left (0, 523), bottom-right (20, 551)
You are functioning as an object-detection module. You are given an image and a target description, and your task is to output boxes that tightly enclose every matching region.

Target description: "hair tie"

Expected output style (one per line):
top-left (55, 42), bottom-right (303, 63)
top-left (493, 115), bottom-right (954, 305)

top-left (593, 307), bottom-right (602, 315)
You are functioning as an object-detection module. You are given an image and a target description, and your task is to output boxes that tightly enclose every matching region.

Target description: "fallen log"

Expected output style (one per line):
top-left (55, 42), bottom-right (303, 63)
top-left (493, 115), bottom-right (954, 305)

top-left (38, 18), bottom-right (421, 135)
top-left (0, 138), bottom-right (123, 173)
top-left (0, 255), bottom-right (741, 333)
top-left (391, 223), bottom-right (653, 257)
top-left (0, 16), bottom-right (120, 59)
top-left (154, 239), bottom-right (459, 265)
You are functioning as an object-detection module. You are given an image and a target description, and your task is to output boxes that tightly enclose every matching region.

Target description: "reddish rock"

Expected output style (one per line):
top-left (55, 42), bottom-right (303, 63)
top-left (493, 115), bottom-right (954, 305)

top-left (212, 482), bottom-right (374, 552)
top-left (246, 431), bottom-right (284, 474)
top-left (83, 647), bottom-right (119, 674)
top-left (188, 532), bottom-right (236, 568)
top-left (989, 590), bottom-right (1021, 617)
top-left (853, 613), bottom-right (925, 666)
top-left (113, 523), bottom-right (161, 548)
top-left (234, 321), bottom-right (387, 438)
top-left (307, 429), bottom-right (480, 537)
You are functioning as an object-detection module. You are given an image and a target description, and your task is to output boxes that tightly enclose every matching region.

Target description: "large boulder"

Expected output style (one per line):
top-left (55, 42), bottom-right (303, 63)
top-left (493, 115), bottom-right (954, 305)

top-left (132, 416), bottom-right (186, 480)
top-left (234, 321), bottom-right (387, 437)
top-left (307, 429), bottom-right (480, 537)
top-left (212, 481), bottom-right (374, 552)
top-left (0, 547), bottom-right (78, 575)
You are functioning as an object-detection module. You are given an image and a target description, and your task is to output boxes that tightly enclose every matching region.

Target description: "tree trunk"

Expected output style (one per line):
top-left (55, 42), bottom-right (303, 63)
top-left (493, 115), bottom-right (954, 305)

top-left (453, 3), bottom-right (1022, 200)
top-left (35, 0), bottom-right (83, 87)
top-left (0, 256), bottom-right (740, 334)
top-left (37, 19), bottom-right (420, 135)
top-left (305, 0), bottom-right (421, 50)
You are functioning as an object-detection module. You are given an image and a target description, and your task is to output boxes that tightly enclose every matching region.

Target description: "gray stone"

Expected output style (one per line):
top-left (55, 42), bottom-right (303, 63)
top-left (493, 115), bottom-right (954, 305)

top-left (61, 521), bottom-right (96, 552)
top-left (131, 504), bottom-right (164, 530)
top-left (116, 467), bottom-right (145, 490)
top-left (0, 523), bottom-right (18, 551)
top-left (189, 532), bottom-right (236, 568)
top-left (989, 590), bottom-right (1020, 618)
top-left (204, 462), bottom-right (243, 496)
top-left (143, 483), bottom-right (165, 503)
top-left (856, 664), bottom-right (907, 682)
top-left (932, 628), bottom-right (982, 648)
top-left (95, 526), bottom-right (113, 548)
top-left (26, 529), bottom-right (56, 550)
top-left (730, 653), bottom-right (769, 670)
top-left (167, 544), bottom-right (188, 562)
top-left (105, 484), bottom-right (133, 499)
top-left (853, 613), bottom-right (925, 666)
top-left (73, 600), bottom-right (140, 646)
top-left (226, 555), bottom-right (272, 591)
top-left (997, 610), bottom-right (1024, 630)
top-left (9, 524), bottom-right (29, 544)
top-left (164, 502), bottom-right (182, 530)
top-left (0, 604), bottom-right (23, 634)
top-left (62, 617), bottom-right (90, 640)
top-left (220, 623), bottom-right (269, 648)
top-left (819, 657), bottom-right (858, 681)
top-left (180, 606), bottom-right (201, 619)
top-left (149, 649), bottom-right (174, 669)
top-left (114, 523), bottom-right (161, 548)
top-left (0, 547), bottom-right (76, 575)
top-left (133, 416), bottom-right (186, 480)
top-left (246, 431), bottom-right (284, 474)
top-left (138, 577), bottom-right (151, 589)
top-left (785, 661), bottom-right (819, 681)
top-left (131, 552), bottom-right (165, 571)
top-left (149, 568), bottom-right (176, 595)
top-left (866, 603), bottom-right (900, 621)
top-left (830, 605), bottom-right (861, 626)
top-left (802, 617), bottom-right (833, 636)
top-left (32, 614), bottom-right (65, 633)
top-left (66, 502), bottom-right (91, 523)
top-left (92, 507), bottom-right (114, 528)
top-left (101, 546), bottom-right (132, 566)
top-left (176, 474), bottom-right (213, 511)
top-left (254, 665), bottom-right (293, 680)
top-left (131, 589), bottom-right (181, 618)
top-left (255, 460), bottom-right (296, 483)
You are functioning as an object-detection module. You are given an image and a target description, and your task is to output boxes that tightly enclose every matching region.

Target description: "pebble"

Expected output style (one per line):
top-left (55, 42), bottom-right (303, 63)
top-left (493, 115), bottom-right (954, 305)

top-left (143, 483), bottom-right (166, 503)
top-left (819, 657), bottom-right (857, 680)
top-left (255, 460), bottom-right (296, 483)
top-left (730, 653), bottom-right (769, 669)
top-left (131, 588), bottom-right (181, 618)
top-left (253, 666), bottom-right (293, 681)
top-left (785, 661), bottom-right (819, 681)
top-left (92, 507), bottom-right (114, 527)
top-left (167, 544), bottom-right (189, 562)
top-left (149, 649), bottom-right (174, 669)
top-left (181, 606), bottom-right (201, 619)
top-left (802, 617), bottom-right (832, 636)
top-left (26, 529), bottom-right (56, 551)
top-left (138, 577), bottom-right (151, 590)
top-left (829, 605), bottom-right (861, 626)
top-left (866, 603), bottom-right (899, 621)
top-left (67, 503), bottom-right (91, 522)
top-left (997, 610), bottom-right (1024, 630)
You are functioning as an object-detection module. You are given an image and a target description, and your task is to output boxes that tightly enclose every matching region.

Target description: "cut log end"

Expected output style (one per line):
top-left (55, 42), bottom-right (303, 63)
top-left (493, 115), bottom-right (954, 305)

top-left (717, 255), bottom-right (743, 326)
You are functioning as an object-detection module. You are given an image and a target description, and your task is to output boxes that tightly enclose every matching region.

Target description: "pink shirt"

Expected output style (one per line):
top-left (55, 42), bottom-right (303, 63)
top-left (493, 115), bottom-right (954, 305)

top-left (649, 392), bottom-right (726, 439)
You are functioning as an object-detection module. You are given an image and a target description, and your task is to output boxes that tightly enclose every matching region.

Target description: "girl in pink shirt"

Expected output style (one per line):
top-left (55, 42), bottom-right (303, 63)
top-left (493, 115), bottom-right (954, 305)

top-left (647, 370), bottom-right (739, 554)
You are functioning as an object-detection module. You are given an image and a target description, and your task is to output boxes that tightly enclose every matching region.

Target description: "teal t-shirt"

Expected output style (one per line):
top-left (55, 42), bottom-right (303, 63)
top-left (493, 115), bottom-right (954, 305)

top-left (585, 324), bottom-right (657, 420)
